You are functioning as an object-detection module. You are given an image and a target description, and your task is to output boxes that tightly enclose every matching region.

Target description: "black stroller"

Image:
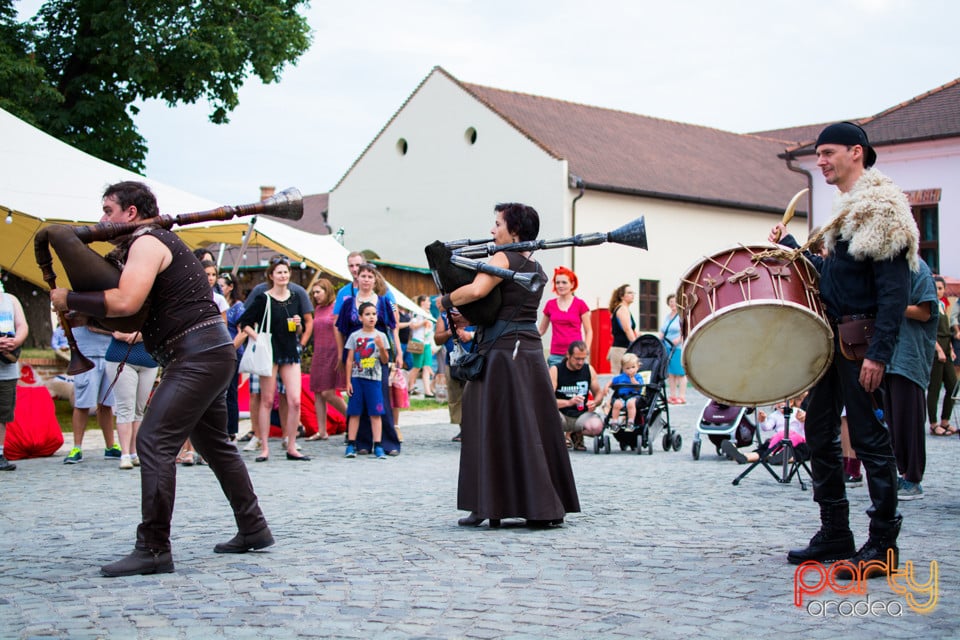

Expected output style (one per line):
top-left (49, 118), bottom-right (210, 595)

top-left (594, 334), bottom-right (681, 455)
top-left (691, 400), bottom-right (758, 460)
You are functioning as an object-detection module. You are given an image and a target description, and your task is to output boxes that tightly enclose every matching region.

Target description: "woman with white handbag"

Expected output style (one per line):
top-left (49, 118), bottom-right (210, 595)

top-left (238, 257), bottom-right (312, 462)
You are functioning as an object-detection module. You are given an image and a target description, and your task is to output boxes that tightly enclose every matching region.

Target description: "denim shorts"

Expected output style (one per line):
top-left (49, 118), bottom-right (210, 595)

top-left (72, 357), bottom-right (115, 409)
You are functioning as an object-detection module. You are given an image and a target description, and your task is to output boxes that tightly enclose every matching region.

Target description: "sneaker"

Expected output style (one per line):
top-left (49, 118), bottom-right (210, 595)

top-left (374, 445), bottom-right (386, 459)
top-left (898, 480), bottom-right (924, 501)
top-left (64, 447), bottom-right (83, 464)
top-left (237, 430), bottom-right (255, 442)
top-left (344, 444), bottom-right (356, 458)
top-left (844, 474), bottom-right (863, 487)
top-left (242, 436), bottom-right (261, 452)
top-left (119, 456), bottom-right (134, 470)
top-left (0, 455), bottom-right (15, 471)
top-left (131, 454), bottom-right (140, 467)
top-left (104, 444), bottom-right (122, 459)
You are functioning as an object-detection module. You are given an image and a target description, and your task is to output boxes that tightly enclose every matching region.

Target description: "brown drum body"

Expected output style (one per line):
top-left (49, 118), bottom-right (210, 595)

top-left (676, 244), bottom-right (833, 406)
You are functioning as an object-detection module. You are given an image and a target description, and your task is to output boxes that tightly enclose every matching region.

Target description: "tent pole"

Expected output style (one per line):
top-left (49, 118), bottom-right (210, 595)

top-left (232, 216), bottom-right (258, 279)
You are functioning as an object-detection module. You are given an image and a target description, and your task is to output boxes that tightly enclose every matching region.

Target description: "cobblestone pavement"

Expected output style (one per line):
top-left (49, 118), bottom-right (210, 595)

top-left (1, 387), bottom-right (957, 639)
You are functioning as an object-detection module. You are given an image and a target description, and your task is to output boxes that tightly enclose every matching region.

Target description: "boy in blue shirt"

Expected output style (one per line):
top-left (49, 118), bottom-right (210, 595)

top-left (344, 302), bottom-right (390, 459)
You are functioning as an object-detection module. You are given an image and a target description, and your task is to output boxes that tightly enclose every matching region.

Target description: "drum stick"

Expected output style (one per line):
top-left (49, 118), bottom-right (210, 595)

top-left (773, 188), bottom-right (809, 242)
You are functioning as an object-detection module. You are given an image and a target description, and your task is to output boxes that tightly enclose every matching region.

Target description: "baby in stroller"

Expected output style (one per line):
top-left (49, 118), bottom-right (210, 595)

top-left (722, 394), bottom-right (808, 464)
top-left (605, 353), bottom-right (646, 430)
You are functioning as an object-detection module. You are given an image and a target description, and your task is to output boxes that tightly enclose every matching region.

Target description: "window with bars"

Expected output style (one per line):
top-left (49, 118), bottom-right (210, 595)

top-left (637, 279), bottom-right (659, 332)
top-left (904, 189), bottom-right (940, 274)
top-left (913, 204), bottom-right (939, 274)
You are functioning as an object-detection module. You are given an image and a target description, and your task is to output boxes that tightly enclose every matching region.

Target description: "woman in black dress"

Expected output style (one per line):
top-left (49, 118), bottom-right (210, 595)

top-left (438, 203), bottom-right (580, 528)
top-left (238, 258), bottom-right (312, 462)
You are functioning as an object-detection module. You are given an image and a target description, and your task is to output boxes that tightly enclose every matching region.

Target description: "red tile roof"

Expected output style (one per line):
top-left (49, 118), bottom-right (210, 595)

top-left (454, 71), bottom-right (808, 214)
top-left (333, 67), bottom-right (808, 215)
top-left (782, 77), bottom-right (960, 157)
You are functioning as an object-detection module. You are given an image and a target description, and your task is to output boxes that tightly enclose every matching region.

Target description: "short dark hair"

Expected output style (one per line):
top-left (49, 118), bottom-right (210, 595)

top-left (496, 202), bottom-right (539, 242)
top-left (358, 301), bottom-right (377, 315)
top-left (567, 340), bottom-right (588, 355)
top-left (103, 181), bottom-right (160, 219)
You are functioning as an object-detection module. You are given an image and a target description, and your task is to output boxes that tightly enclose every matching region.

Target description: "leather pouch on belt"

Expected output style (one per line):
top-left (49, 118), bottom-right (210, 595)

top-left (837, 318), bottom-right (875, 361)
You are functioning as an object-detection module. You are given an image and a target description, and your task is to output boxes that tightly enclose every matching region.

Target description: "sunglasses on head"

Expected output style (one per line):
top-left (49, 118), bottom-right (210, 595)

top-left (269, 255), bottom-right (290, 265)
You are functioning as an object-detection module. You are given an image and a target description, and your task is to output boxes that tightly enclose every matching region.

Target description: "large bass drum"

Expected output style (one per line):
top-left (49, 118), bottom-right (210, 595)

top-left (677, 244), bottom-right (833, 406)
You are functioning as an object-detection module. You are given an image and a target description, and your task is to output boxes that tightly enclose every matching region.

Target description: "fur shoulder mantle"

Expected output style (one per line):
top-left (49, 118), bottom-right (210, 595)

top-left (821, 169), bottom-right (919, 272)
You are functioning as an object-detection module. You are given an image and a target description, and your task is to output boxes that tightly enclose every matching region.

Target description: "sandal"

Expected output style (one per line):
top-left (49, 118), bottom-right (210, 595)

top-left (305, 432), bottom-right (328, 441)
top-left (565, 436), bottom-right (573, 450)
top-left (930, 424), bottom-right (951, 436)
top-left (941, 422), bottom-right (959, 436)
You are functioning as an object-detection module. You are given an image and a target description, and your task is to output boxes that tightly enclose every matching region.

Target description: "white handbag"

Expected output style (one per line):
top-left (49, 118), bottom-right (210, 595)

top-left (238, 294), bottom-right (274, 377)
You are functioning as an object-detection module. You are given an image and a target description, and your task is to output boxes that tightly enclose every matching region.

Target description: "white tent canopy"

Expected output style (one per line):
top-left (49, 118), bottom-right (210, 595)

top-left (0, 107), bottom-right (423, 313)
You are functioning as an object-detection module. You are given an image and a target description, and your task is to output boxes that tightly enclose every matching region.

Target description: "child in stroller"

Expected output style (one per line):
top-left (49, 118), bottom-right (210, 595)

top-left (606, 353), bottom-right (646, 430)
top-left (593, 335), bottom-right (680, 455)
top-left (722, 395), bottom-right (808, 464)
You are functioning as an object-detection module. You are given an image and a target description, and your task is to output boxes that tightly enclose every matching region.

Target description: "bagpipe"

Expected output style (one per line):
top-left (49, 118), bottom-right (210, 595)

top-left (34, 188), bottom-right (303, 375)
top-left (425, 217), bottom-right (648, 326)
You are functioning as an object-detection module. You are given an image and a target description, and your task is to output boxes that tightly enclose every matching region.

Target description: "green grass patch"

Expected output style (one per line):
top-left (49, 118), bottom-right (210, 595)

top-left (23, 347), bottom-right (58, 359)
top-left (405, 397), bottom-right (446, 411)
top-left (52, 397), bottom-right (100, 433)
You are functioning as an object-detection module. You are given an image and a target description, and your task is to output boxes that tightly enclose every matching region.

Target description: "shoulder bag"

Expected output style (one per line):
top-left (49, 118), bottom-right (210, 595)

top-left (239, 293), bottom-right (274, 376)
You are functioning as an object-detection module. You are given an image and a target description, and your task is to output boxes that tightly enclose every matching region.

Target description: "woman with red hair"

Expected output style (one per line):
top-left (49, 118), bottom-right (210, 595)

top-left (538, 266), bottom-right (592, 367)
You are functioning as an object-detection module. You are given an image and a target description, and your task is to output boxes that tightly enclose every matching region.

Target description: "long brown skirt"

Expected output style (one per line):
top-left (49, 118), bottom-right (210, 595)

top-left (457, 341), bottom-right (580, 521)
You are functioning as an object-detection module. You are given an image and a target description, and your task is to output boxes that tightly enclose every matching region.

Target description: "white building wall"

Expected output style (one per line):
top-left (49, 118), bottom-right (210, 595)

top-left (329, 71), bottom-right (568, 271)
top-left (796, 137), bottom-right (960, 278)
top-left (567, 190), bottom-right (801, 324)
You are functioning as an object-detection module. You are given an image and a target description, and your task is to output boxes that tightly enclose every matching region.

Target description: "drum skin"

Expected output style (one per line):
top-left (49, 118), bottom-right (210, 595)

top-left (677, 244), bottom-right (833, 406)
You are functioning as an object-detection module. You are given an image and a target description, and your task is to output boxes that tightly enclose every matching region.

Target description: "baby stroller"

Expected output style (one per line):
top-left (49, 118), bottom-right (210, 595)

top-left (594, 334), bottom-right (681, 455)
top-left (691, 400), bottom-right (758, 460)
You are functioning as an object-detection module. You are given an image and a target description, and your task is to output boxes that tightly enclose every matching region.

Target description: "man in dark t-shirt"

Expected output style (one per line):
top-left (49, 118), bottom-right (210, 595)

top-left (549, 340), bottom-right (602, 450)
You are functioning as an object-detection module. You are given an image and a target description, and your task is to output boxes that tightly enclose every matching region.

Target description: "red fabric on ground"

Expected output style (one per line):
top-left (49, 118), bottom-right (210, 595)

top-left (3, 385), bottom-right (64, 460)
top-left (268, 374), bottom-right (346, 437)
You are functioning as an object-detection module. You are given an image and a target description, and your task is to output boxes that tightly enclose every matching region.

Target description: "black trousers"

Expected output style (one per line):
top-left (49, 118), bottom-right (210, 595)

top-left (135, 343), bottom-right (267, 551)
top-left (884, 373), bottom-right (926, 484)
top-left (804, 343), bottom-right (899, 527)
top-left (927, 353), bottom-right (957, 423)
top-left (225, 358), bottom-right (240, 437)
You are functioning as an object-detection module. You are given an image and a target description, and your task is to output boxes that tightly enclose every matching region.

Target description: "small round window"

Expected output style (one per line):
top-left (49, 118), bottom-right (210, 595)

top-left (396, 138), bottom-right (408, 155)
top-left (464, 127), bottom-right (478, 145)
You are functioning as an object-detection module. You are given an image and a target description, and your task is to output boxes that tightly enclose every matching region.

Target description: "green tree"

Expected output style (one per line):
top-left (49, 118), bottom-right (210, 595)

top-left (0, 0), bottom-right (311, 172)
top-left (0, 1), bottom-right (62, 123)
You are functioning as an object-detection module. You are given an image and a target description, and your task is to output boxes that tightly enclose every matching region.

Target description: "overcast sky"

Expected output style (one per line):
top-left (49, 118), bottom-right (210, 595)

top-left (17, 0), bottom-right (960, 205)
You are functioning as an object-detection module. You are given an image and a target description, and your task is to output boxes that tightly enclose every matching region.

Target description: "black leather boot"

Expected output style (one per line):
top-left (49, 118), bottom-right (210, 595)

top-left (101, 548), bottom-right (175, 577)
top-left (787, 500), bottom-right (856, 565)
top-left (834, 516), bottom-right (901, 580)
top-left (214, 527), bottom-right (275, 554)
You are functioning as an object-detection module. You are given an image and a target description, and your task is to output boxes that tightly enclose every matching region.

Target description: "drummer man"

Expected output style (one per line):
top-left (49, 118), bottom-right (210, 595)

top-left (51, 180), bottom-right (273, 576)
top-left (770, 122), bottom-right (916, 579)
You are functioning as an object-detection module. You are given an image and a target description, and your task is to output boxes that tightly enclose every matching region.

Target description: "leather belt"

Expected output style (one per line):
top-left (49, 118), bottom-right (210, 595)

top-left (153, 319), bottom-right (231, 367)
top-left (830, 313), bottom-right (875, 326)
